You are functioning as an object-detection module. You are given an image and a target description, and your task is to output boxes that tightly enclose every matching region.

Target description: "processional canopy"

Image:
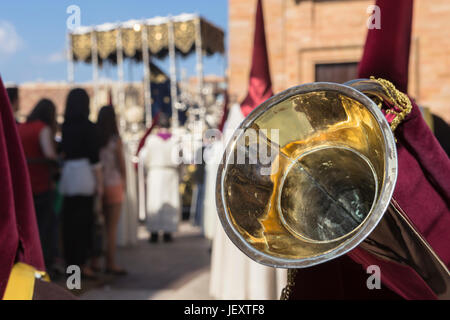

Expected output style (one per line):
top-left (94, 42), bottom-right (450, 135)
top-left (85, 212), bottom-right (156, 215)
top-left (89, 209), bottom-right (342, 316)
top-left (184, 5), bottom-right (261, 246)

top-left (69, 14), bottom-right (225, 64)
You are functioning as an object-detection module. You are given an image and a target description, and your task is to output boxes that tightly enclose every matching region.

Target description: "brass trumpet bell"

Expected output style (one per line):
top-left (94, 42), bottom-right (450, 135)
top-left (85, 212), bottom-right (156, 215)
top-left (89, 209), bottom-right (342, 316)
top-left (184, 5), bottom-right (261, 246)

top-left (216, 82), bottom-right (397, 268)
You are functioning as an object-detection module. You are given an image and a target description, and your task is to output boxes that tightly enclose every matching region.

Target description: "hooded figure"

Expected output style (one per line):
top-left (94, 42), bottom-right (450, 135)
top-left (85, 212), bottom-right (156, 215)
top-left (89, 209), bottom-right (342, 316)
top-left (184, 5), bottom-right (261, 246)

top-left (138, 113), bottom-right (181, 243)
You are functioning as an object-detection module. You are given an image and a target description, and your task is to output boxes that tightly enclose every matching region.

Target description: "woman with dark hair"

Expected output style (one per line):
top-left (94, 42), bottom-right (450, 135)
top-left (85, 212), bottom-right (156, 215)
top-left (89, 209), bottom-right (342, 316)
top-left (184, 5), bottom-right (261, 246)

top-left (27, 99), bottom-right (57, 132)
top-left (18, 98), bottom-right (58, 269)
top-left (97, 105), bottom-right (127, 275)
top-left (59, 88), bottom-right (102, 279)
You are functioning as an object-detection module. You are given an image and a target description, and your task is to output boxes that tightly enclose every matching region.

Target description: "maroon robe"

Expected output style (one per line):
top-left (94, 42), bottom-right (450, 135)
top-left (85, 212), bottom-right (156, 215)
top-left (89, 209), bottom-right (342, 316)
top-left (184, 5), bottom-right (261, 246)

top-left (240, 0), bottom-right (273, 118)
top-left (0, 77), bottom-right (45, 299)
top-left (135, 112), bottom-right (160, 161)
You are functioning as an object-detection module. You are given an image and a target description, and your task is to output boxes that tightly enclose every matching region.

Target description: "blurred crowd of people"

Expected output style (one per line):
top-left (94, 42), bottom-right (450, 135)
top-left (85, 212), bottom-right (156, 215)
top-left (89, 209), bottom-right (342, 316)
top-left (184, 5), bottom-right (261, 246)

top-left (6, 79), bottom-right (228, 287)
top-left (8, 87), bottom-right (127, 279)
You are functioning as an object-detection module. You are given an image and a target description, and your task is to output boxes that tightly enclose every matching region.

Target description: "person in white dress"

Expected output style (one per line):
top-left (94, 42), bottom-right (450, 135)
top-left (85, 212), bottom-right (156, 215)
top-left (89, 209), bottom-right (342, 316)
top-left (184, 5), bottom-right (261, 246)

top-left (138, 115), bottom-right (181, 243)
top-left (202, 140), bottom-right (223, 241)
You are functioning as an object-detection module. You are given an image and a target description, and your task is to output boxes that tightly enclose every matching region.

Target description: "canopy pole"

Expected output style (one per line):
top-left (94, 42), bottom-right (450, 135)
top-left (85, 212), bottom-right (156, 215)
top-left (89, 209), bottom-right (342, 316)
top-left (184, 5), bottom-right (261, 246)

top-left (141, 22), bottom-right (152, 128)
top-left (194, 17), bottom-right (205, 133)
top-left (66, 33), bottom-right (74, 84)
top-left (117, 27), bottom-right (126, 131)
top-left (91, 30), bottom-right (99, 119)
top-left (168, 19), bottom-right (179, 131)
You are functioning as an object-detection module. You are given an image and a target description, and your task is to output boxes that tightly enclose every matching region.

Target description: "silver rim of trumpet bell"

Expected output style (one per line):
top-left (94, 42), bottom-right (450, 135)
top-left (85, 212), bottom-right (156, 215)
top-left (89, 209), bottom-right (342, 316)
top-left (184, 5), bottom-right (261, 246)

top-left (215, 82), bottom-right (398, 269)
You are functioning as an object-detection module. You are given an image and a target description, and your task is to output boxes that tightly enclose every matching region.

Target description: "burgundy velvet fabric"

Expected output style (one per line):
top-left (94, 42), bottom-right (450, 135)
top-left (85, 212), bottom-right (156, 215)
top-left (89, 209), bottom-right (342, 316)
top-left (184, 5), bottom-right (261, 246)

top-left (348, 246), bottom-right (438, 300)
top-left (240, 0), bottom-right (273, 117)
top-left (348, 0), bottom-right (450, 300)
top-left (358, 0), bottom-right (413, 93)
top-left (292, 0), bottom-right (449, 300)
top-left (292, 255), bottom-right (402, 300)
top-left (348, 99), bottom-right (450, 300)
top-left (0, 77), bottom-right (45, 299)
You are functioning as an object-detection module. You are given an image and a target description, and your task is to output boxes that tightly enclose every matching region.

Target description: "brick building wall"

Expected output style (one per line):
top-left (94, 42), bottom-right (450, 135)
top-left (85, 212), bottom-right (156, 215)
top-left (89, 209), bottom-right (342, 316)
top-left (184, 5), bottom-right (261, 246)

top-left (229, 0), bottom-right (450, 122)
top-left (14, 75), bottom-right (224, 123)
top-left (16, 82), bottom-right (94, 123)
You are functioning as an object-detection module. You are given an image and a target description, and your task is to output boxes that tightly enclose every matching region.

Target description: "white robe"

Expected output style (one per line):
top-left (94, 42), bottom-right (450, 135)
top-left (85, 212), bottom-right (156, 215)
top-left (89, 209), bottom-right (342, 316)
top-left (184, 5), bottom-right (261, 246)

top-left (202, 141), bottom-right (223, 240)
top-left (117, 141), bottom-right (138, 247)
top-left (139, 134), bottom-right (181, 233)
top-left (209, 104), bottom-right (287, 300)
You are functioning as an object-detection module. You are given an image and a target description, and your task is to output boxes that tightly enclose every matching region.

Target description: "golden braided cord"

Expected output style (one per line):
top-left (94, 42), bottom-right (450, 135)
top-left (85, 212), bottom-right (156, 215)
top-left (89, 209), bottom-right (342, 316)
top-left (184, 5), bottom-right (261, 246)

top-left (370, 76), bottom-right (413, 131)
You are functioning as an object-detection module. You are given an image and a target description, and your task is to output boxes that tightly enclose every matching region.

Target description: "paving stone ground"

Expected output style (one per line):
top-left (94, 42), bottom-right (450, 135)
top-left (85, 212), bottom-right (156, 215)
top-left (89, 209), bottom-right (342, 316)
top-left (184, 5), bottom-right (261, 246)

top-left (77, 222), bottom-right (213, 300)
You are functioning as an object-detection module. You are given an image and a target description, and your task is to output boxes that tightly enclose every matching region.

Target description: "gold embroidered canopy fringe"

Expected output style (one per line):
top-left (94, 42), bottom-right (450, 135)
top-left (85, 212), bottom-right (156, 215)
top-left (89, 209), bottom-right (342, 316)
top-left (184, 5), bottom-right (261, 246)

top-left (69, 14), bottom-right (225, 64)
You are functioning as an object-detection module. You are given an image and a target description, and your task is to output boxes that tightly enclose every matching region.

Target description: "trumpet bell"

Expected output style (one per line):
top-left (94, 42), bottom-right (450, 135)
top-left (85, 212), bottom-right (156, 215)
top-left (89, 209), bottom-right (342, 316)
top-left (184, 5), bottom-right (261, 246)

top-left (216, 82), bottom-right (397, 268)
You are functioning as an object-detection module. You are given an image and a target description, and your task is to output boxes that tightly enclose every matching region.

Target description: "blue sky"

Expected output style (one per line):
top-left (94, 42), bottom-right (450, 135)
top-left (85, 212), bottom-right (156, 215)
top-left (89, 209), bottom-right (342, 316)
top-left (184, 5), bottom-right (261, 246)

top-left (0, 0), bottom-right (228, 84)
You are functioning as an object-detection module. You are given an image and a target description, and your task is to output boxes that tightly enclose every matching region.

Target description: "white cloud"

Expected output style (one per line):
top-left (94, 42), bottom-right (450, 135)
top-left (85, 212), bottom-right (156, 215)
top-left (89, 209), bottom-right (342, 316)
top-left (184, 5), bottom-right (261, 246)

top-left (0, 20), bottom-right (24, 56)
top-left (47, 51), bottom-right (65, 63)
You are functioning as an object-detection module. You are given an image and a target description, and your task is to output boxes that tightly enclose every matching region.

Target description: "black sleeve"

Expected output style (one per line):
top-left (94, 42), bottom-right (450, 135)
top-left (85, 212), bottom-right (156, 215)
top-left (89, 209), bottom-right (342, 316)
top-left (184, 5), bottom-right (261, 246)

top-left (433, 115), bottom-right (450, 157)
top-left (86, 122), bottom-right (100, 165)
